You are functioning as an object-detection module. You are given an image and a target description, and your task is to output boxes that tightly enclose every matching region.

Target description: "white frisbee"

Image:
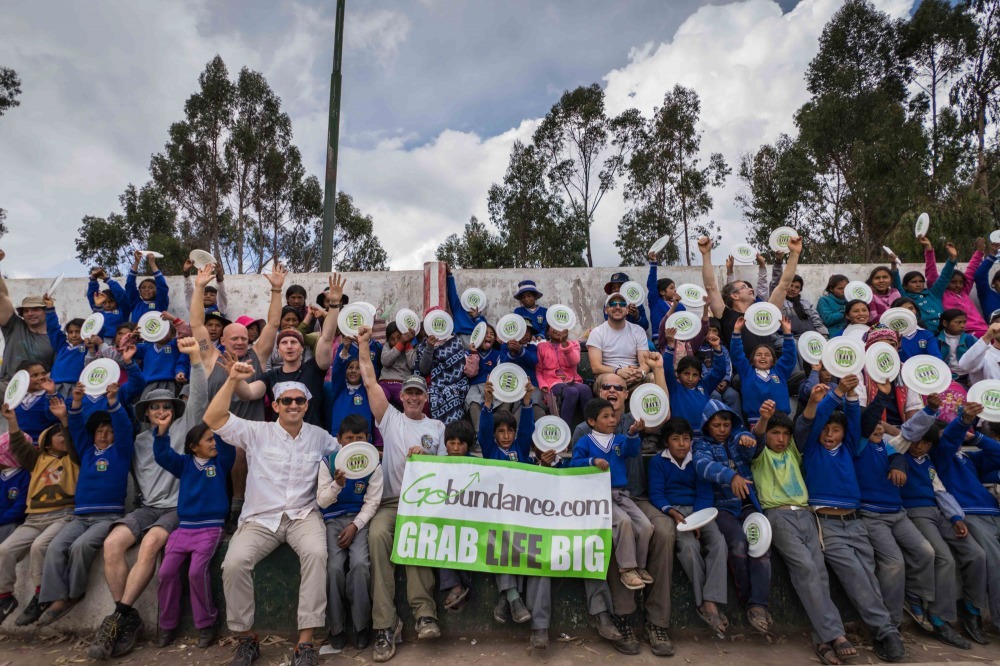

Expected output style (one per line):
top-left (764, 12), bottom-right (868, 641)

top-left (797, 331), bottom-right (826, 365)
top-left (189, 249), bottom-right (216, 269)
top-left (844, 281), bottom-right (873, 303)
top-left (335, 442), bottom-right (380, 480)
top-left (744, 302), bottom-right (782, 336)
top-left (822, 337), bottom-right (865, 378)
top-left (967, 380), bottom-right (1000, 422)
top-left (489, 363), bottom-right (529, 403)
top-left (665, 310), bottom-right (701, 341)
top-left (545, 304), bottom-right (577, 332)
top-left (880, 308), bottom-right (918, 337)
top-left (914, 212), bottom-right (930, 237)
top-left (768, 226), bottom-right (797, 252)
top-left (4, 370), bottom-right (30, 410)
top-left (138, 249), bottom-right (164, 259)
top-left (865, 342), bottom-right (901, 383)
top-left (882, 246), bottom-right (896, 258)
top-left (628, 383), bottom-right (670, 427)
top-left (990, 231), bottom-right (1000, 245)
top-left (532, 416), bottom-right (572, 453)
top-left (620, 281), bottom-right (645, 306)
top-left (423, 310), bottom-right (454, 339)
top-left (649, 234), bottom-right (671, 256)
top-left (81, 358), bottom-right (120, 396)
top-left (469, 322), bottom-right (488, 350)
top-left (137, 311), bottom-right (170, 343)
top-left (81, 312), bottom-right (105, 339)
top-left (676, 283), bottom-right (707, 309)
top-left (677, 507), bottom-right (719, 533)
top-left (395, 308), bottom-right (420, 335)
top-left (842, 324), bottom-right (870, 343)
top-left (46, 273), bottom-right (64, 298)
top-left (338, 304), bottom-right (374, 338)
top-left (731, 243), bottom-right (757, 264)
top-left (901, 356), bottom-right (951, 396)
top-left (460, 288), bottom-right (487, 312)
top-left (743, 512), bottom-right (772, 558)
top-left (496, 314), bottom-right (527, 343)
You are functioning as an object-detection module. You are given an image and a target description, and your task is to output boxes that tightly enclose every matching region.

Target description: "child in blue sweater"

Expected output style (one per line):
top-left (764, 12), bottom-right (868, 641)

top-left (87, 268), bottom-right (130, 340)
top-left (795, 378), bottom-right (905, 662)
top-left (43, 295), bottom-right (85, 393)
top-left (134, 322), bottom-right (190, 392)
top-left (463, 324), bottom-right (501, 432)
top-left (571, 398), bottom-right (651, 591)
top-left (445, 269), bottom-right (488, 336)
top-left (125, 251), bottom-right (170, 324)
top-left (478, 381), bottom-right (535, 462)
top-left (36, 382), bottom-right (134, 626)
top-left (730, 315), bottom-right (796, 424)
top-left (11, 362), bottom-right (59, 442)
top-left (513, 280), bottom-right (547, 339)
top-left (326, 350), bottom-right (378, 447)
top-left (649, 418), bottom-right (727, 635)
top-left (316, 414), bottom-right (383, 650)
top-left (152, 421), bottom-right (235, 648)
top-left (662, 326), bottom-right (728, 428)
top-left (0, 434), bottom-right (29, 544)
top-left (433, 420), bottom-right (476, 615)
top-left (497, 322), bottom-right (544, 421)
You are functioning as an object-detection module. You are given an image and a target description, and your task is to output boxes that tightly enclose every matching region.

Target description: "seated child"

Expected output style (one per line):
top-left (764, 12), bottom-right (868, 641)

top-left (938, 308), bottom-right (976, 383)
top-left (478, 381), bottom-right (536, 462)
top-left (152, 422), bottom-right (235, 648)
top-left (662, 326), bottom-right (728, 427)
top-left (497, 320), bottom-right (545, 421)
top-left (11, 362), bottom-right (59, 442)
top-left (87, 267), bottom-right (129, 340)
top-left (795, 378), bottom-right (905, 662)
top-left (316, 414), bottom-right (383, 651)
top-left (445, 269), bottom-right (487, 336)
top-left (649, 418), bottom-right (728, 636)
top-left (463, 324), bottom-right (501, 432)
top-left (571, 398), bottom-right (653, 591)
top-left (0, 436), bottom-right (29, 544)
top-left (380, 322), bottom-right (417, 410)
top-left (693, 399), bottom-right (771, 635)
top-left (133, 319), bottom-right (190, 394)
top-left (751, 400), bottom-right (854, 665)
top-left (535, 324), bottom-right (592, 427)
top-left (416, 324), bottom-right (468, 426)
top-left (436, 420), bottom-right (475, 613)
top-left (327, 350), bottom-right (379, 447)
top-left (513, 280), bottom-right (547, 339)
top-left (730, 315), bottom-right (796, 424)
top-left (125, 251), bottom-right (169, 324)
top-left (44, 295), bottom-right (85, 394)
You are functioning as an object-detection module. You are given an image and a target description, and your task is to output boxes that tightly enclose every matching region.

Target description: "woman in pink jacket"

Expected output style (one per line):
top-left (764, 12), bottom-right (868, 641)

top-left (536, 325), bottom-right (592, 426)
top-left (866, 262), bottom-right (901, 324)
top-left (926, 237), bottom-right (987, 337)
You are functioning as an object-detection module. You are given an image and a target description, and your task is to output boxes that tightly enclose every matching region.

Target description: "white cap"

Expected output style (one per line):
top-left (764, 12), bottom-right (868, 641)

top-left (273, 382), bottom-right (313, 400)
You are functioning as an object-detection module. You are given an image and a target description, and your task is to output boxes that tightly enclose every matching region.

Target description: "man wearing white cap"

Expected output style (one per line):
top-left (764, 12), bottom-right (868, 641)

top-left (204, 363), bottom-right (338, 666)
top-left (0, 249), bottom-right (54, 395)
top-left (356, 326), bottom-right (445, 663)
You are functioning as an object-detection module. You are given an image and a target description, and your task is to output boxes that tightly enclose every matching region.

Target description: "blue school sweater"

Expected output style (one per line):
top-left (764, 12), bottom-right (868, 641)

top-left (693, 401), bottom-right (762, 515)
top-left (899, 329), bottom-right (943, 364)
top-left (87, 279), bottom-right (129, 338)
top-left (801, 392), bottom-right (862, 510)
top-left (648, 452), bottom-right (711, 514)
top-left (975, 254), bottom-right (1000, 319)
top-left (499, 343), bottom-right (539, 387)
top-left (77, 362), bottom-right (146, 423)
top-left (67, 402), bottom-right (134, 515)
top-left (570, 431), bottom-right (640, 489)
top-left (646, 263), bottom-right (677, 340)
top-left (0, 469), bottom-right (29, 526)
top-left (125, 270), bottom-right (170, 324)
top-left (900, 453), bottom-right (938, 509)
top-left (321, 451), bottom-right (375, 520)
top-left (46, 309), bottom-right (87, 385)
top-left (342, 340), bottom-right (383, 380)
top-left (854, 436), bottom-right (906, 513)
top-left (446, 274), bottom-right (488, 336)
top-left (467, 347), bottom-right (501, 386)
top-left (153, 433), bottom-right (235, 529)
top-left (478, 405), bottom-right (534, 463)
top-left (932, 414), bottom-right (1000, 516)
top-left (326, 354), bottom-right (374, 438)
top-left (514, 305), bottom-right (548, 338)
top-left (134, 340), bottom-right (189, 383)
top-left (663, 345), bottom-right (728, 427)
top-left (730, 332), bottom-right (796, 419)
top-left (14, 393), bottom-right (59, 443)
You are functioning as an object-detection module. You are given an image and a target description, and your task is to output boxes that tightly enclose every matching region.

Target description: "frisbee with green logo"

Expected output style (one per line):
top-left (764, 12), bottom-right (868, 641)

top-left (81, 312), bottom-right (104, 339)
top-left (879, 308), bottom-right (917, 337)
top-left (82, 358), bottom-right (119, 396)
top-left (768, 226), bottom-right (797, 252)
top-left (676, 283), bottom-right (707, 309)
top-left (469, 322), bottom-right (488, 350)
top-left (864, 342), bottom-right (900, 383)
top-left (422, 310), bottom-right (454, 339)
top-left (730, 243), bottom-right (756, 264)
top-left (797, 331), bottom-right (825, 365)
top-left (665, 310), bottom-right (700, 341)
top-left (743, 512), bottom-right (772, 558)
top-left (338, 304), bottom-right (374, 338)
top-left (915, 212), bottom-right (930, 237)
top-left (629, 384), bottom-right (670, 427)
top-left (531, 415), bottom-right (571, 453)
top-left (334, 442), bottom-right (380, 480)
top-left (488, 363), bottom-right (528, 403)
top-left (395, 308), bottom-right (420, 335)
top-left (496, 313), bottom-right (527, 343)
top-left (460, 288), bottom-right (487, 313)
top-left (545, 304), bottom-right (577, 332)
top-left (821, 337), bottom-right (865, 378)
top-left (137, 311), bottom-right (170, 342)
top-left (744, 302), bottom-right (782, 336)
top-left (4, 370), bottom-right (29, 410)
top-left (968, 380), bottom-right (1000, 422)
top-left (189, 249), bottom-right (217, 270)
top-left (621, 281), bottom-right (645, 306)
top-left (844, 281), bottom-right (873, 304)
top-left (901, 356), bottom-right (951, 396)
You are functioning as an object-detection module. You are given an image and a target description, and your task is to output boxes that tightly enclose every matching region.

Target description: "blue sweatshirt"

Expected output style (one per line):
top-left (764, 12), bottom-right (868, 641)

top-left (446, 274), bottom-right (488, 336)
top-left (154, 433), bottom-right (235, 529)
top-left (466, 347), bottom-right (501, 386)
top-left (134, 339), bottom-right (190, 383)
top-left (326, 353), bottom-right (374, 438)
top-left (648, 452), bottom-right (711, 514)
top-left (499, 342), bottom-right (539, 387)
top-left (67, 401), bottom-right (134, 515)
top-left (125, 270), bottom-right (170, 324)
top-left (854, 435), bottom-right (907, 513)
top-left (0, 469), bottom-right (29, 526)
top-left (646, 263), bottom-right (677, 341)
top-left (693, 400), bottom-right (762, 515)
top-left (478, 404), bottom-right (535, 463)
top-left (514, 305), bottom-right (548, 338)
top-left (662, 345), bottom-right (728, 427)
top-left (45, 309), bottom-right (87, 385)
top-left (800, 392), bottom-right (861, 510)
top-left (730, 332), bottom-right (796, 420)
top-left (932, 413), bottom-right (1000, 516)
top-left (974, 253), bottom-right (1000, 318)
top-left (892, 259), bottom-right (956, 333)
top-left (899, 328), bottom-right (943, 364)
top-left (900, 453), bottom-right (939, 510)
top-left (87, 278), bottom-right (129, 338)
top-left (321, 451), bottom-right (375, 520)
top-left (570, 431), bottom-right (641, 489)
top-left (14, 393), bottom-right (59, 443)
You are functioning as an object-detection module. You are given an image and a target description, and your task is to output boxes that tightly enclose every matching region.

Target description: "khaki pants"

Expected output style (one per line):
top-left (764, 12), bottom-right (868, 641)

top-left (608, 499), bottom-right (676, 627)
top-left (0, 509), bottom-right (73, 594)
top-left (368, 498), bottom-right (437, 630)
top-left (222, 511), bottom-right (327, 632)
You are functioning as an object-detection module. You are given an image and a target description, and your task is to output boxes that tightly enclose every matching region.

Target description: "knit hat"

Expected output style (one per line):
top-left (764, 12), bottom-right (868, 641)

top-left (276, 329), bottom-right (304, 346)
top-left (864, 325), bottom-right (898, 349)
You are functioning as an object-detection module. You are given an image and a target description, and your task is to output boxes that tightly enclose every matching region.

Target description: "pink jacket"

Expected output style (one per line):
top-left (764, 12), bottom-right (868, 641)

top-left (535, 340), bottom-right (583, 390)
top-left (926, 249), bottom-right (986, 337)
top-left (869, 288), bottom-right (902, 324)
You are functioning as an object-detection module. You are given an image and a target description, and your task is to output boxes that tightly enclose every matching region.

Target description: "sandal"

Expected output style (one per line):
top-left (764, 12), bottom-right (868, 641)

top-left (696, 606), bottom-right (726, 636)
top-left (443, 586), bottom-right (469, 610)
top-left (815, 642), bottom-right (841, 665)
top-left (833, 637), bottom-right (857, 660)
top-left (746, 606), bottom-right (771, 635)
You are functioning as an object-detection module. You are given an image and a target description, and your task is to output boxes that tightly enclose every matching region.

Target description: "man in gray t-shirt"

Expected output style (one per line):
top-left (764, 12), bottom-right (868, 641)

top-left (0, 284), bottom-right (54, 395)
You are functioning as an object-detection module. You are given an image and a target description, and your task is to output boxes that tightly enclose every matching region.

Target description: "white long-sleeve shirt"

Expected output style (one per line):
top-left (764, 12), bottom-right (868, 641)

top-left (958, 336), bottom-right (1000, 384)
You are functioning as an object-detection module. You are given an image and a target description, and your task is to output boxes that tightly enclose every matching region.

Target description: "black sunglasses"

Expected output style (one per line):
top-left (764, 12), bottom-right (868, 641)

top-left (600, 383), bottom-right (626, 392)
top-left (278, 396), bottom-right (307, 406)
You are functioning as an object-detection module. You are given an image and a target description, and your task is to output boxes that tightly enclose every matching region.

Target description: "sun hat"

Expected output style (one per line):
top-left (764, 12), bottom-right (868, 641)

top-left (235, 315), bottom-right (265, 330)
top-left (16, 295), bottom-right (45, 316)
top-left (134, 389), bottom-right (186, 422)
top-left (513, 280), bottom-right (543, 299)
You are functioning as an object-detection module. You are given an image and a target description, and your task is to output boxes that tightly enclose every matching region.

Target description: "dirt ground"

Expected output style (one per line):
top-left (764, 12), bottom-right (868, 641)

top-left (1, 626), bottom-right (999, 666)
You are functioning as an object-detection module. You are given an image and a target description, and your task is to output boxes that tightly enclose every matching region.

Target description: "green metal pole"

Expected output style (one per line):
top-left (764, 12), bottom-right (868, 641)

top-left (320, 0), bottom-right (345, 272)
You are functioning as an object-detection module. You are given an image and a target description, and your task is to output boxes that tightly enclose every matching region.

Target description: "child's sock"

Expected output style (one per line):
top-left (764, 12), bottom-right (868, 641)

top-left (33, 586), bottom-right (40, 596)
top-left (0, 592), bottom-right (11, 599)
top-left (929, 615), bottom-right (945, 628)
top-left (505, 588), bottom-right (521, 602)
top-left (965, 601), bottom-right (981, 616)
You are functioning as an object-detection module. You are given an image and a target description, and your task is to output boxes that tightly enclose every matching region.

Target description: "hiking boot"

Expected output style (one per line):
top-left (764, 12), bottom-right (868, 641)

top-left (961, 607), bottom-right (989, 645)
top-left (612, 615), bottom-right (640, 655)
top-left (932, 621), bottom-right (971, 650)
top-left (509, 597), bottom-right (532, 624)
top-left (415, 616), bottom-right (440, 640)
top-left (87, 611), bottom-right (124, 660)
top-left (619, 569), bottom-right (645, 590)
top-left (14, 595), bottom-right (45, 626)
top-left (588, 611), bottom-right (622, 641)
top-left (529, 628), bottom-right (548, 649)
top-left (873, 632), bottom-right (905, 663)
top-left (493, 595), bottom-right (510, 624)
top-left (354, 626), bottom-right (371, 650)
top-left (156, 628), bottom-right (176, 648)
top-left (0, 596), bottom-right (17, 625)
top-left (110, 610), bottom-right (144, 657)
top-left (198, 625), bottom-right (217, 649)
top-left (372, 618), bottom-right (402, 663)
top-left (293, 642), bottom-right (318, 666)
top-left (230, 634), bottom-right (261, 666)
top-left (328, 630), bottom-right (348, 651)
top-left (646, 622), bottom-right (675, 657)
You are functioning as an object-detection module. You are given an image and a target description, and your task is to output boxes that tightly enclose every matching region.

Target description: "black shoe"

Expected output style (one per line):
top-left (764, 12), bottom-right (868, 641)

top-left (14, 595), bottom-right (44, 626)
top-left (157, 628), bottom-right (176, 648)
top-left (329, 630), bottom-right (348, 651)
top-left (230, 634), bottom-right (261, 666)
top-left (0, 596), bottom-right (17, 625)
top-left (873, 632), bottom-right (906, 663)
top-left (111, 610), bottom-right (144, 658)
top-left (415, 616), bottom-right (440, 640)
top-left (87, 611), bottom-right (124, 660)
top-left (493, 595), bottom-right (510, 624)
top-left (612, 615), bottom-right (640, 655)
top-left (933, 621), bottom-right (972, 649)
top-left (529, 628), bottom-right (548, 649)
top-left (293, 642), bottom-right (318, 666)
top-left (961, 608), bottom-right (990, 645)
top-left (509, 596), bottom-right (532, 624)
top-left (588, 611), bottom-right (622, 641)
top-left (646, 622), bottom-right (675, 657)
top-left (354, 626), bottom-right (371, 650)
top-left (198, 625), bottom-right (217, 649)
top-left (372, 619), bottom-right (402, 663)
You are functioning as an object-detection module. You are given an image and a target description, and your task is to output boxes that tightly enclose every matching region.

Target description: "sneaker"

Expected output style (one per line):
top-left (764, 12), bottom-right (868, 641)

top-left (645, 622), bottom-right (675, 657)
top-left (493, 595), bottom-right (510, 624)
top-left (14, 595), bottom-right (45, 626)
top-left (354, 626), bottom-right (371, 650)
top-left (372, 618), bottom-right (402, 663)
top-left (110, 610), bottom-right (144, 658)
top-left (0, 596), bottom-right (17, 625)
top-left (230, 634), bottom-right (261, 666)
top-left (156, 628), bottom-right (176, 649)
top-left (932, 621), bottom-right (971, 650)
top-left (415, 616), bottom-right (440, 640)
top-left (873, 632), bottom-right (905, 663)
top-left (36, 598), bottom-right (77, 627)
top-left (960, 607), bottom-right (989, 645)
top-left (329, 630), bottom-right (348, 651)
top-left (612, 615), bottom-right (640, 655)
top-left (588, 611), bottom-right (622, 641)
top-left (509, 597), bottom-right (532, 624)
top-left (636, 568), bottom-right (654, 585)
top-left (198, 625), bottom-right (217, 649)
top-left (529, 628), bottom-right (548, 649)
top-left (619, 569), bottom-right (645, 590)
top-left (87, 611), bottom-right (124, 660)
top-left (293, 642), bottom-right (318, 666)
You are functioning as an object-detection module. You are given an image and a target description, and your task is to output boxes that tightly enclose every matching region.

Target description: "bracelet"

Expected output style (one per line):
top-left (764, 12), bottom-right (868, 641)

top-left (329, 304), bottom-right (341, 309)
top-left (270, 288), bottom-right (281, 292)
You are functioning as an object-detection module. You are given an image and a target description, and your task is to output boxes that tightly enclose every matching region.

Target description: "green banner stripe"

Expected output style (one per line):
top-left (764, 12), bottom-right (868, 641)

top-left (408, 454), bottom-right (602, 476)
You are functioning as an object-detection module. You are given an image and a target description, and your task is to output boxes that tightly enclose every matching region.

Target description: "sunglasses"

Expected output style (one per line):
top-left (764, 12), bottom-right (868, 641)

top-left (600, 383), bottom-right (626, 392)
top-left (277, 396), bottom-right (307, 406)
top-left (607, 300), bottom-right (628, 308)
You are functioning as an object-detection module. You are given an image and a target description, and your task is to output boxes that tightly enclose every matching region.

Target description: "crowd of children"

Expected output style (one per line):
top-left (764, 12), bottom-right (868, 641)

top-left (0, 233), bottom-right (999, 665)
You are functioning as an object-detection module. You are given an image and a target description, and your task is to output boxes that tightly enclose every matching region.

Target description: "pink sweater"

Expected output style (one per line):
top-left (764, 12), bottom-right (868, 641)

top-left (926, 249), bottom-right (986, 337)
top-left (535, 340), bottom-right (583, 390)
top-left (869, 288), bottom-right (902, 324)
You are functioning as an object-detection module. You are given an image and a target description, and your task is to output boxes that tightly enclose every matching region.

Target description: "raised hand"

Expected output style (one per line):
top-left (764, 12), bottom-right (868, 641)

top-left (72, 382), bottom-right (86, 405)
top-left (176, 336), bottom-right (199, 356)
top-left (786, 236), bottom-right (803, 254)
top-left (483, 381), bottom-right (494, 408)
top-left (705, 329), bottom-right (721, 350)
top-left (837, 373), bottom-right (860, 396)
top-left (522, 381), bottom-right (534, 406)
top-left (755, 253), bottom-right (766, 268)
top-left (662, 327), bottom-right (677, 346)
top-left (328, 272), bottom-right (345, 306)
top-left (946, 242), bottom-right (958, 261)
top-left (43, 293), bottom-right (54, 308)
top-left (628, 419), bottom-right (646, 436)
top-left (697, 236), bottom-right (712, 256)
top-left (759, 399), bottom-right (775, 421)
top-left (645, 352), bottom-right (664, 370)
top-left (48, 396), bottom-right (67, 423)
top-left (809, 383), bottom-right (828, 404)
top-left (106, 382), bottom-right (120, 406)
top-left (976, 237), bottom-right (986, 254)
top-left (0, 403), bottom-right (15, 423)
top-left (183, 259), bottom-right (195, 276)
top-left (121, 343), bottom-right (137, 364)
top-left (734, 316), bottom-right (745, 334)
top-left (264, 262), bottom-right (288, 289)
top-left (918, 234), bottom-right (932, 251)
top-left (962, 402), bottom-right (985, 423)
top-left (195, 263), bottom-right (215, 289)
top-left (780, 316), bottom-right (792, 335)
top-left (725, 255), bottom-right (735, 273)
top-left (357, 326), bottom-right (372, 344)
top-left (40, 376), bottom-right (56, 396)
top-left (228, 361), bottom-right (256, 382)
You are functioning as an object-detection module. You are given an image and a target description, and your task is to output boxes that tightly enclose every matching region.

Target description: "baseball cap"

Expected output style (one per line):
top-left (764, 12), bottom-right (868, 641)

top-left (401, 375), bottom-right (428, 394)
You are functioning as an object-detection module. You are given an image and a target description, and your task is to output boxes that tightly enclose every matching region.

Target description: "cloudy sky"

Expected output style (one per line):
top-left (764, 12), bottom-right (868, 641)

top-left (0, 0), bottom-right (914, 278)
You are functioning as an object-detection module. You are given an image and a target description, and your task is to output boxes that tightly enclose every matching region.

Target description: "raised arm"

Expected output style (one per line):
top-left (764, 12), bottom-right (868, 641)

top-left (698, 236), bottom-right (725, 318)
top-left (204, 361), bottom-right (255, 431)
top-left (929, 242), bottom-right (958, 299)
top-left (189, 264), bottom-right (220, 361)
top-left (252, 263), bottom-right (288, 359)
top-left (313, 273), bottom-right (344, 371)
top-left (768, 236), bottom-right (802, 307)
top-left (356, 326), bottom-right (389, 423)
top-left (0, 257), bottom-right (14, 327)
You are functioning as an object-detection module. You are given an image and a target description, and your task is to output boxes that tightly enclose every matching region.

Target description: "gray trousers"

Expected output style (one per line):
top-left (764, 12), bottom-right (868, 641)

top-left (0, 523), bottom-right (17, 545)
top-left (39, 513), bottom-right (120, 603)
top-left (496, 573), bottom-right (553, 630)
top-left (962, 514), bottom-right (1000, 629)
top-left (611, 490), bottom-right (653, 570)
top-left (609, 499), bottom-right (676, 627)
top-left (907, 506), bottom-right (986, 621)
top-left (673, 505), bottom-right (727, 607)
top-left (0, 509), bottom-right (73, 594)
top-left (860, 510), bottom-right (935, 625)
top-left (325, 515), bottom-right (372, 635)
top-left (816, 516), bottom-right (898, 641)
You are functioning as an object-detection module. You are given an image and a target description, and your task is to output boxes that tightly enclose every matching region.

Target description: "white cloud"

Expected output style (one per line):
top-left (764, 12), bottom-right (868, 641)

top-left (345, 9), bottom-right (411, 69)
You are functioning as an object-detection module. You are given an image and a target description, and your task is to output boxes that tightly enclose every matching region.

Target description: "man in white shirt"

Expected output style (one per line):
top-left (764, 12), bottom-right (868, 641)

top-left (356, 326), bottom-right (445, 663)
top-left (204, 363), bottom-right (338, 666)
top-left (959, 317), bottom-right (1000, 383)
top-left (588, 293), bottom-right (651, 387)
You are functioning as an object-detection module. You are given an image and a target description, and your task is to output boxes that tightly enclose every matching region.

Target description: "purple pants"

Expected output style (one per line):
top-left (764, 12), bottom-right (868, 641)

top-left (158, 526), bottom-right (223, 630)
top-left (551, 382), bottom-right (593, 425)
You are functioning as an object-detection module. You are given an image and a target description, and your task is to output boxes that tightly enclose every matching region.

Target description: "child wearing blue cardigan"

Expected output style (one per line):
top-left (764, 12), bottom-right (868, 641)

top-left (661, 326), bottom-right (729, 428)
top-left (152, 421), bottom-right (235, 648)
top-left (478, 381), bottom-right (535, 463)
top-left (125, 251), bottom-right (170, 324)
top-left (43, 295), bottom-right (86, 393)
top-left (729, 316), bottom-right (796, 424)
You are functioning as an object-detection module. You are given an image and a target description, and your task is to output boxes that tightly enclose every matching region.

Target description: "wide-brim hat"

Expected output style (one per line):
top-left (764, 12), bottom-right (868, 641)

top-left (134, 389), bottom-right (186, 422)
top-left (205, 311), bottom-right (232, 328)
top-left (514, 280), bottom-right (543, 299)
top-left (604, 272), bottom-right (630, 294)
top-left (16, 295), bottom-right (45, 316)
